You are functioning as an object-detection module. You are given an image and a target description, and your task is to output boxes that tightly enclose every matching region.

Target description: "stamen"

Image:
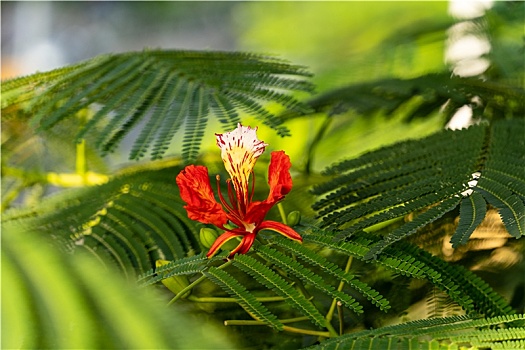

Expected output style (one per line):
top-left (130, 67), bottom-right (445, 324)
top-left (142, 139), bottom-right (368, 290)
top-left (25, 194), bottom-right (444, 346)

top-left (227, 179), bottom-right (237, 210)
top-left (216, 175), bottom-right (235, 213)
top-left (215, 124), bottom-right (267, 216)
top-left (249, 171), bottom-right (256, 203)
top-left (216, 175), bottom-right (243, 223)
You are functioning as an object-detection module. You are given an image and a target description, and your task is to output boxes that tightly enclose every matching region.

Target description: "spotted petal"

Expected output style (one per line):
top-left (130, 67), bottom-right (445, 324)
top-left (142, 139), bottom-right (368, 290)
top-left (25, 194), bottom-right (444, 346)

top-left (215, 124), bottom-right (267, 210)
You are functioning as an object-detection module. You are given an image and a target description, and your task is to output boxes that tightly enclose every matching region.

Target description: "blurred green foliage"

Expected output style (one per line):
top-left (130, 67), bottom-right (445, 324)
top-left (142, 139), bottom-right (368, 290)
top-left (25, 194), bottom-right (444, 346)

top-left (2, 2), bottom-right (524, 349)
top-left (2, 222), bottom-right (237, 349)
top-left (236, 2), bottom-right (450, 89)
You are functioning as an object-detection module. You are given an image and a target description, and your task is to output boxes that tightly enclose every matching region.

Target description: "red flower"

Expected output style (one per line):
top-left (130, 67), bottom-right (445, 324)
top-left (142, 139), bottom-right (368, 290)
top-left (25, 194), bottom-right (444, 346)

top-left (176, 124), bottom-right (302, 258)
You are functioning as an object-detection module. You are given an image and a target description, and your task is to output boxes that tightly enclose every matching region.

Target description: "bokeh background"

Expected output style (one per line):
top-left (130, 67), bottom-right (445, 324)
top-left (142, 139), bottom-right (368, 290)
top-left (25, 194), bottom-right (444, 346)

top-left (2, 1), bottom-right (498, 172)
top-left (2, 1), bottom-right (494, 79)
top-left (3, 2), bottom-right (524, 349)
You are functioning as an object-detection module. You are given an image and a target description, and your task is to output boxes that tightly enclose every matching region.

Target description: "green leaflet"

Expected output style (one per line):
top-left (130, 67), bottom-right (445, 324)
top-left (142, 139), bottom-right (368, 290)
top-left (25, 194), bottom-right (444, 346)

top-left (304, 229), bottom-right (514, 317)
top-left (2, 223), bottom-right (235, 350)
top-left (364, 197), bottom-right (461, 260)
top-left (473, 119), bottom-right (525, 238)
top-left (305, 313), bottom-right (525, 350)
top-left (256, 245), bottom-right (364, 314)
top-left (270, 236), bottom-right (390, 311)
top-left (233, 254), bottom-right (327, 328)
top-left (451, 192), bottom-right (487, 247)
top-left (2, 50), bottom-right (314, 162)
top-left (284, 73), bottom-right (525, 125)
top-left (475, 182), bottom-right (524, 239)
top-left (204, 267), bottom-right (284, 331)
top-left (138, 253), bottom-right (208, 286)
top-left (2, 164), bottom-right (198, 275)
top-left (313, 120), bottom-right (525, 258)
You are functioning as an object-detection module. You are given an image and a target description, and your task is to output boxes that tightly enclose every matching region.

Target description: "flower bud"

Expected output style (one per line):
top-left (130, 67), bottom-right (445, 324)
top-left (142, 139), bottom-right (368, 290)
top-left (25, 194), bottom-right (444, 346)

top-left (286, 211), bottom-right (301, 227)
top-left (223, 221), bottom-right (236, 230)
top-left (156, 260), bottom-right (191, 298)
top-left (200, 227), bottom-right (219, 248)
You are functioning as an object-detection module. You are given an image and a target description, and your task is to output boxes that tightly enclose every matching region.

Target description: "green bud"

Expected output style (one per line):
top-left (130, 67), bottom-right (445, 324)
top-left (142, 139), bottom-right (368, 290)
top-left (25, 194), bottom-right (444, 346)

top-left (223, 221), bottom-right (236, 230)
top-left (156, 260), bottom-right (191, 298)
top-left (286, 211), bottom-right (301, 227)
top-left (200, 227), bottom-right (219, 249)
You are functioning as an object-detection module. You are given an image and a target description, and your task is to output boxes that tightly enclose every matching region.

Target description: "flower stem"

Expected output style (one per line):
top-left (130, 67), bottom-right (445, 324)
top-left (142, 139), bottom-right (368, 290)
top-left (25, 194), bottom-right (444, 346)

top-left (277, 203), bottom-right (288, 225)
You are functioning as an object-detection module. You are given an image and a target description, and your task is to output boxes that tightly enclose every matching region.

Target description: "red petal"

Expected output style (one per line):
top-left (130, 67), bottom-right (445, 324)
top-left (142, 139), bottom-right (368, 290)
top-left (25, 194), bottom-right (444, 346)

top-left (206, 231), bottom-right (241, 258)
top-left (257, 221), bottom-right (302, 242)
top-left (236, 232), bottom-right (257, 255)
top-left (267, 151), bottom-right (293, 204)
top-left (244, 151), bottom-right (293, 225)
top-left (176, 165), bottom-right (228, 227)
top-left (206, 231), bottom-right (256, 258)
top-left (244, 200), bottom-right (273, 225)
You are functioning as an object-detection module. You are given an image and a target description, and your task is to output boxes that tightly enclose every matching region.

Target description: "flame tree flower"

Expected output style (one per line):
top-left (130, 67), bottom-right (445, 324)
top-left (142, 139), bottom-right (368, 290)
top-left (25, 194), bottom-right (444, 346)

top-left (176, 124), bottom-right (302, 258)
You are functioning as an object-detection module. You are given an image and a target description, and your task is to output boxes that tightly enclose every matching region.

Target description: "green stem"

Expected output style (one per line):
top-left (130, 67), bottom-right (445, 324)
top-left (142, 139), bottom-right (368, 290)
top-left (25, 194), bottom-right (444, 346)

top-left (305, 115), bottom-right (333, 175)
top-left (337, 301), bottom-right (344, 335)
top-left (282, 326), bottom-right (331, 337)
top-left (2, 166), bottom-right (108, 187)
top-left (168, 260), bottom-right (233, 306)
top-left (326, 256), bottom-right (353, 323)
top-left (224, 316), bottom-right (309, 326)
top-left (277, 203), bottom-right (288, 225)
top-left (225, 313), bottom-right (335, 338)
top-left (324, 321), bottom-right (339, 338)
top-left (75, 109), bottom-right (89, 183)
top-left (168, 275), bottom-right (207, 306)
top-left (188, 295), bottom-right (284, 303)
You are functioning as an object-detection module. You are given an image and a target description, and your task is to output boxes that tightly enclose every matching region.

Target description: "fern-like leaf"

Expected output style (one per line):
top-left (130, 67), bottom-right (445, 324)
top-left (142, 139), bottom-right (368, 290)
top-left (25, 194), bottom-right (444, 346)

top-left (283, 73), bottom-right (525, 124)
top-left (313, 120), bottom-right (525, 258)
top-left (305, 313), bottom-right (525, 350)
top-left (451, 192), bottom-right (487, 247)
top-left (2, 223), bottom-right (235, 350)
top-left (365, 197), bottom-right (461, 259)
top-left (475, 183), bottom-right (524, 238)
top-left (270, 236), bottom-right (390, 311)
top-left (304, 229), bottom-right (514, 317)
top-left (138, 253), bottom-right (208, 286)
top-left (255, 245), bottom-right (364, 314)
top-left (233, 254), bottom-right (327, 328)
top-left (204, 267), bottom-right (284, 330)
top-left (469, 118), bottom-right (525, 238)
top-left (2, 49), bottom-right (314, 162)
top-left (2, 163), bottom-right (198, 275)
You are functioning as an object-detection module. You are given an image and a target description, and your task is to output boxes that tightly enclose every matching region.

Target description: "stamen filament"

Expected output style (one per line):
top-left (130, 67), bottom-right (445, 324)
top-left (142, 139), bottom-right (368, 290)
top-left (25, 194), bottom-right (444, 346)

top-left (227, 179), bottom-right (238, 213)
top-left (216, 176), bottom-right (235, 213)
top-left (249, 171), bottom-right (256, 204)
top-left (216, 175), bottom-right (243, 224)
top-left (233, 177), bottom-right (247, 215)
